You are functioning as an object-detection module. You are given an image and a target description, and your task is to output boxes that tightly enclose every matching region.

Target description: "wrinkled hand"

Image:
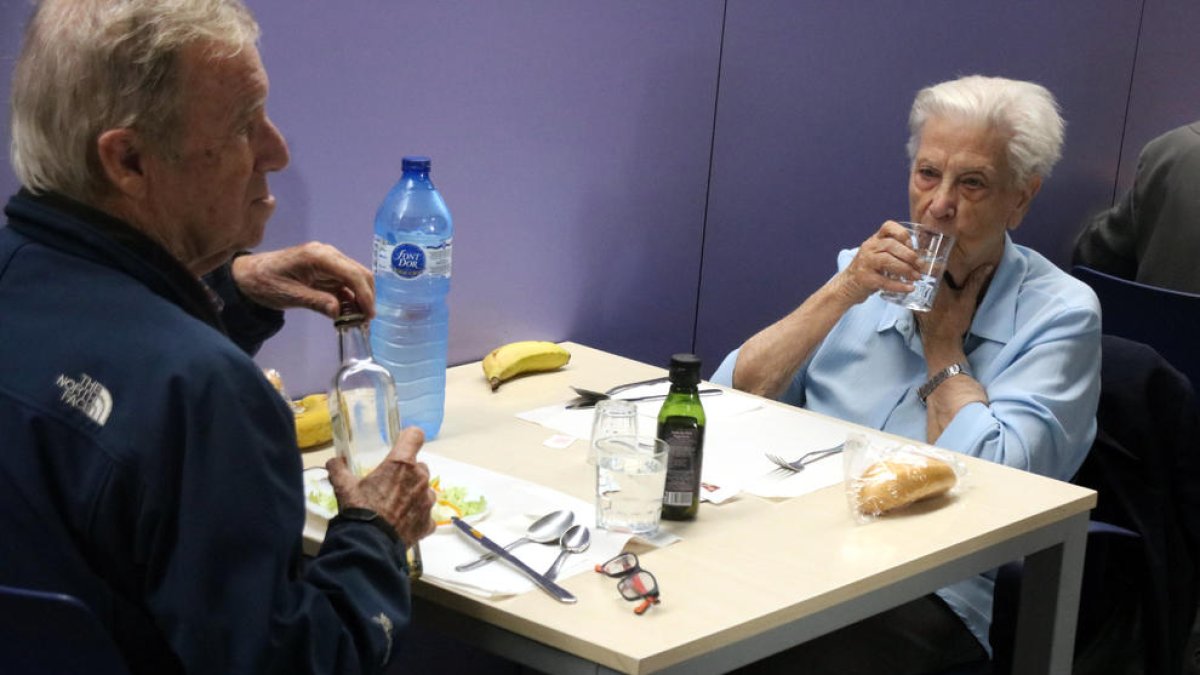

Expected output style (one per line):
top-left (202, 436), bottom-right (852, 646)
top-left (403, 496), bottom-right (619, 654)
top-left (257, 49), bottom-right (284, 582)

top-left (326, 427), bottom-right (437, 545)
top-left (915, 263), bottom-right (994, 348)
top-left (231, 242), bottom-right (375, 320)
top-left (833, 220), bottom-right (920, 304)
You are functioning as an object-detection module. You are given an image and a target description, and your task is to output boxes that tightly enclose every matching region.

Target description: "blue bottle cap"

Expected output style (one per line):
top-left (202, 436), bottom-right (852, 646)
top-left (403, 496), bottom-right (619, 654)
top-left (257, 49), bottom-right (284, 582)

top-left (402, 156), bottom-right (432, 172)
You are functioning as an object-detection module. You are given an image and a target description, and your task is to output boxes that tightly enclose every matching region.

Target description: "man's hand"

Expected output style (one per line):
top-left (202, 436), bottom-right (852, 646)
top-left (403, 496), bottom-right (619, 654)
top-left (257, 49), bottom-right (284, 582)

top-left (832, 220), bottom-right (921, 305)
top-left (231, 242), bottom-right (375, 320)
top-left (326, 427), bottom-right (437, 545)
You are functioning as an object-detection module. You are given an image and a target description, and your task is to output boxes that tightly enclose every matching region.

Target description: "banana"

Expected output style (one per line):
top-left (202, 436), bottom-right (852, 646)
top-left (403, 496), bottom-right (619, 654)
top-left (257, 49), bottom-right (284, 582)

top-left (294, 393), bottom-right (333, 448)
top-left (481, 341), bottom-right (571, 391)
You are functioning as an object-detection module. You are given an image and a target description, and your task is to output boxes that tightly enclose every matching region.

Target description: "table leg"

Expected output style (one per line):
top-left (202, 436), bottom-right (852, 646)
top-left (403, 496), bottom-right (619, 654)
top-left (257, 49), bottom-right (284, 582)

top-left (1009, 511), bottom-right (1088, 675)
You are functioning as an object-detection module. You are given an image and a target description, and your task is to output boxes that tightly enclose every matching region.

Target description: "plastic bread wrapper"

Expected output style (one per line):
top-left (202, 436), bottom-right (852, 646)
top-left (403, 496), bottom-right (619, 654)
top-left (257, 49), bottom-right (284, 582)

top-left (842, 432), bottom-right (967, 523)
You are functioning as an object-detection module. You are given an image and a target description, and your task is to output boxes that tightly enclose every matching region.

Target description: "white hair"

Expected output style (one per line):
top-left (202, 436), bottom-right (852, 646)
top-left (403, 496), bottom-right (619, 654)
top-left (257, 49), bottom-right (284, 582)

top-left (906, 75), bottom-right (1065, 186)
top-left (9, 0), bottom-right (260, 203)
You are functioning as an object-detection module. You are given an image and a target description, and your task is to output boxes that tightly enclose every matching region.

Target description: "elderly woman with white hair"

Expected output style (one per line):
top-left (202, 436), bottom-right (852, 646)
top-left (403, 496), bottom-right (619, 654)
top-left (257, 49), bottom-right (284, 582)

top-left (716, 75), bottom-right (1101, 673)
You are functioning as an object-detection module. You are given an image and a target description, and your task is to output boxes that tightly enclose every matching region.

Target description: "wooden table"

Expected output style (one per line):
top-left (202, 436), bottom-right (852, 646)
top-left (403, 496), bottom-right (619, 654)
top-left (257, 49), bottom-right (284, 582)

top-left (303, 342), bottom-right (1095, 674)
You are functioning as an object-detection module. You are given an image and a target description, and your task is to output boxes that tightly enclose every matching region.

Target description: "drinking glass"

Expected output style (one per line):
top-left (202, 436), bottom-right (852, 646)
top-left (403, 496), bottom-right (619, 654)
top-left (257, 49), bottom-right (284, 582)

top-left (878, 221), bottom-right (956, 312)
top-left (595, 436), bottom-right (668, 535)
top-left (587, 399), bottom-right (638, 464)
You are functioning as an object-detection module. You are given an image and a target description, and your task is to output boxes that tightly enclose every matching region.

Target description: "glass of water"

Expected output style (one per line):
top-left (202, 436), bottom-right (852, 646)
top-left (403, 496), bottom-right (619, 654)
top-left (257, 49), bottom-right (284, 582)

top-left (595, 436), bottom-right (668, 536)
top-left (878, 221), bottom-right (956, 312)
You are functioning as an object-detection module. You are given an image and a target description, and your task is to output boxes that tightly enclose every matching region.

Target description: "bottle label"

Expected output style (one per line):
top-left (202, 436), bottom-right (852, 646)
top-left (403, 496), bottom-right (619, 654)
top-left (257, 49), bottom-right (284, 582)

top-left (661, 425), bottom-right (701, 502)
top-left (373, 236), bottom-right (453, 280)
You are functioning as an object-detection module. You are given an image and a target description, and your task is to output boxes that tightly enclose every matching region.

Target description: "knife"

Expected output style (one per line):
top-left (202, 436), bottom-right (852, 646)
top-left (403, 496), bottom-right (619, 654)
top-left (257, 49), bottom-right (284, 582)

top-left (566, 388), bottom-right (724, 410)
top-left (451, 517), bottom-right (577, 604)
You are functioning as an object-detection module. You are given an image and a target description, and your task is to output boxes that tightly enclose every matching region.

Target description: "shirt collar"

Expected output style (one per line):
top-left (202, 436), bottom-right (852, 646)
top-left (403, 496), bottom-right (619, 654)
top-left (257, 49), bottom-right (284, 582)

top-left (875, 233), bottom-right (1022, 345)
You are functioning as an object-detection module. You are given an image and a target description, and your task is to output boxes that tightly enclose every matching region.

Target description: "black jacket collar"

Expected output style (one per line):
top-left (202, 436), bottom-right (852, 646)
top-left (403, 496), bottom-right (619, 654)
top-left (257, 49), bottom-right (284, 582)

top-left (4, 189), bottom-right (226, 332)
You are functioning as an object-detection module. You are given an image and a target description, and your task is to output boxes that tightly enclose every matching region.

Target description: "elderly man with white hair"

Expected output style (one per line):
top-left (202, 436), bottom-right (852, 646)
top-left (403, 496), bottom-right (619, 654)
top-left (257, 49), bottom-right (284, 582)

top-left (717, 75), bottom-right (1101, 673)
top-left (0, 1), bottom-right (438, 673)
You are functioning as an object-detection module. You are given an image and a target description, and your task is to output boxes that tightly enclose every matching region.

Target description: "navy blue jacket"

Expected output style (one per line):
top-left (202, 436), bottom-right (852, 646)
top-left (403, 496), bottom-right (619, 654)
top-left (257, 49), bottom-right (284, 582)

top-left (0, 191), bottom-right (413, 674)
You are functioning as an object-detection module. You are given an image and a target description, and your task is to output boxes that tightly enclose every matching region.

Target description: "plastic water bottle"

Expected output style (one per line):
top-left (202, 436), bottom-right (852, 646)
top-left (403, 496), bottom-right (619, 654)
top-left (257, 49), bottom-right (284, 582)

top-left (371, 156), bottom-right (452, 439)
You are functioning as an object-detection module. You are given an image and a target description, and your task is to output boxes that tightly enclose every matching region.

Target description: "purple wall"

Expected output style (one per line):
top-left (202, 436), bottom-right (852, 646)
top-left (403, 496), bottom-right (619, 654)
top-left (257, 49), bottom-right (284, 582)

top-left (0, 0), bottom-right (22, 197)
top-left (1113, 0), bottom-right (1200, 197)
top-left (3, 1), bottom-right (1199, 393)
top-left (244, 1), bottom-right (724, 394)
top-left (694, 0), bottom-right (1148, 373)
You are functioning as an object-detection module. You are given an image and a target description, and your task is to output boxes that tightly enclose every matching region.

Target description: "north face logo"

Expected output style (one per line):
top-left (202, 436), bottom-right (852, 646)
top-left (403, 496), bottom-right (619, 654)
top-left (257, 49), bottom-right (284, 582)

top-left (56, 373), bottom-right (113, 426)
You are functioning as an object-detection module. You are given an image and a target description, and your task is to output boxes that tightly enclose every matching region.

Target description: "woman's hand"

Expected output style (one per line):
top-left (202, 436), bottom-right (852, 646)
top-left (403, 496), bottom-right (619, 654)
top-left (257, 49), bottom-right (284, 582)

top-left (916, 263), bottom-right (994, 352)
top-left (833, 220), bottom-right (921, 305)
top-left (916, 263), bottom-right (994, 443)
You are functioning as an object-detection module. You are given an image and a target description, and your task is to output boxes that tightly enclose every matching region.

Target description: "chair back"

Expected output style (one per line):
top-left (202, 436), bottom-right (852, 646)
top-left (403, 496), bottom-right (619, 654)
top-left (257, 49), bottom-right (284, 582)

top-left (0, 584), bottom-right (129, 675)
top-left (1070, 265), bottom-right (1200, 393)
top-left (1070, 335), bottom-right (1200, 674)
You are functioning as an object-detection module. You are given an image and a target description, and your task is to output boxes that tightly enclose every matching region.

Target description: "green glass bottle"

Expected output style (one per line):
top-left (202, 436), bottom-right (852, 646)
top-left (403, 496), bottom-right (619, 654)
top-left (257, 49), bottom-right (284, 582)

top-left (657, 353), bottom-right (706, 520)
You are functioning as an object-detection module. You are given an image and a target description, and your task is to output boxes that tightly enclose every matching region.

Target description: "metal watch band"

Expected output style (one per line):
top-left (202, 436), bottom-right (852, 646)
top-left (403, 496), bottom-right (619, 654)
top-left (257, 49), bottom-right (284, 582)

top-left (918, 362), bottom-right (970, 404)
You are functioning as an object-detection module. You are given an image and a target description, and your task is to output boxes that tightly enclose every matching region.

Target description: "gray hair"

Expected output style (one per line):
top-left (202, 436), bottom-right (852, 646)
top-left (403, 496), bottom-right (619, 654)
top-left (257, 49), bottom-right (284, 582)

top-left (9, 0), bottom-right (260, 203)
top-left (906, 75), bottom-right (1065, 186)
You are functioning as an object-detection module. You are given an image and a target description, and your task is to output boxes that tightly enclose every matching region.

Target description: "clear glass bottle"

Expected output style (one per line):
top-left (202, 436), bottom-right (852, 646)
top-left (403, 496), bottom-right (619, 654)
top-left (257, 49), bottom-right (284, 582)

top-left (328, 298), bottom-right (422, 577)
top-left (657, 354), bottom-right (706, 520)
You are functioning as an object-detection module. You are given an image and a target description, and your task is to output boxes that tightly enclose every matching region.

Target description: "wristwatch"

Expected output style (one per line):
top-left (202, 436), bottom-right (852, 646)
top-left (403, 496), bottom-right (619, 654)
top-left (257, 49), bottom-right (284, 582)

top-left (331, 507), bottom-right (399, 543)
top-left (918, 362), bottom-right (971, 404)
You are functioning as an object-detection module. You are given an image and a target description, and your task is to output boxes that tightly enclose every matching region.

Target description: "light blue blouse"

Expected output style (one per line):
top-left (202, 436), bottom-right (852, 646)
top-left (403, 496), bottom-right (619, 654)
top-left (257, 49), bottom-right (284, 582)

top-left (712, 234), bottom-right (1101, 653)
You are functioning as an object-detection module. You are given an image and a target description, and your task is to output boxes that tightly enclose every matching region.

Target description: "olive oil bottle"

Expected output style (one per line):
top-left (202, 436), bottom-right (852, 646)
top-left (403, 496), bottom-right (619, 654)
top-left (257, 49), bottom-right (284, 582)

top-left (657, 354), bottom-right (706, 520)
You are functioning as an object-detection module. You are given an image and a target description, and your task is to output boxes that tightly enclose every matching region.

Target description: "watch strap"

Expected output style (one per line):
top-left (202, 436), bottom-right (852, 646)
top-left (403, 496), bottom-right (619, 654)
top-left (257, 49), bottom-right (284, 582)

top-left (918, 362), bottom-right (970, 404)
top-left (330, 507), bottom-right (400, 544)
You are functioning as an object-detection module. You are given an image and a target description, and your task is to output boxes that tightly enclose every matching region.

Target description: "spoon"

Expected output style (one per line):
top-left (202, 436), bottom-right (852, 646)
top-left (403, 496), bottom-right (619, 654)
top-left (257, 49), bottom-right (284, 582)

top-left (544, 524), bottom-right (591, 581)
top-left (454, 509), bottom-right (574, 572)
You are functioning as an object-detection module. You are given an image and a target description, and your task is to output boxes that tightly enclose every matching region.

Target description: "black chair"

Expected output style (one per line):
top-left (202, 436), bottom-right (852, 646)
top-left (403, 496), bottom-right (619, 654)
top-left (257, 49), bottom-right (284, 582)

top-left (982, 336), bottom-right (1200, 675)
top-left (1070, 265), bottom-right (1200, 394)
top-left (0, 584), bottom-right (129, 675)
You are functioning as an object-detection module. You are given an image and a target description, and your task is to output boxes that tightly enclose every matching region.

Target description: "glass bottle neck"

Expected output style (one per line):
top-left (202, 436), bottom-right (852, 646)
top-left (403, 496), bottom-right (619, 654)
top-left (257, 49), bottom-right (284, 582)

top-left (337, 322), bottom-right (373, 364)
top-left (668, 378), bottom-right (699, 395)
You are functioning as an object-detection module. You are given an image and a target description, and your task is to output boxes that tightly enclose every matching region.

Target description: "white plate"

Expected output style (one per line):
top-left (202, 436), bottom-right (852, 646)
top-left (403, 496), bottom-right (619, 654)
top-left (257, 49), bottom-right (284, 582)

top-left (302, 467), bottom-right (489, 539)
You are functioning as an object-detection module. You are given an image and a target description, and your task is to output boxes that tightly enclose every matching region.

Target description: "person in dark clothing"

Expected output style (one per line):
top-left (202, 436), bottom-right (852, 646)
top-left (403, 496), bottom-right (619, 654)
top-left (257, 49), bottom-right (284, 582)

top-left (0, 1), bottom-right (437, 673)
top-left (1073, 121), bottom-right (1200, 294)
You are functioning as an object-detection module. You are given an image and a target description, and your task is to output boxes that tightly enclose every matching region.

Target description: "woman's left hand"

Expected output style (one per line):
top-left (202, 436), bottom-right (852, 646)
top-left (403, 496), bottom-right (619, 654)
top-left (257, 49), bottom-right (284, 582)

top-left (917, 263), bottom-right (994, 442)
top-left (916, 263), bottom-right (994, 349)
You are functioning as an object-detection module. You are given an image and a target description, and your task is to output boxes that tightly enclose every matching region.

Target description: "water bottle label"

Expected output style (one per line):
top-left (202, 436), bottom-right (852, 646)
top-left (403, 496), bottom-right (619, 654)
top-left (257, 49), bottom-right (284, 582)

top-left (373, 236), bottom-right (453, 280)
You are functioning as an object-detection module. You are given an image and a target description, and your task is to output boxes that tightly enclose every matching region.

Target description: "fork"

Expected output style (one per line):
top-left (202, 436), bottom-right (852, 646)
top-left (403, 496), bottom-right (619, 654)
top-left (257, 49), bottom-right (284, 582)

top-left (765, 443), bottom-right (845, 476)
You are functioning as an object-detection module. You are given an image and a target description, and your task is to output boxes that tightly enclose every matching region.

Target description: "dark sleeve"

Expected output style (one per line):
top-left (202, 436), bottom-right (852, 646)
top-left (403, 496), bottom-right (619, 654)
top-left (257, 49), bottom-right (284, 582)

top-left (140, 351), bottom-right (414, 675)
top-left (203, 259), bottom-right (285, 356)
top-left (1071, 159), bottom-right (1143, 280)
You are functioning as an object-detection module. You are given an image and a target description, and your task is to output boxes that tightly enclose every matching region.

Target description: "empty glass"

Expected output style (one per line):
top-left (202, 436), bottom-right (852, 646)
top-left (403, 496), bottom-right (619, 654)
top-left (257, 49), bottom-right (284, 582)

top-left (587, 399), bottom-right (638, 464)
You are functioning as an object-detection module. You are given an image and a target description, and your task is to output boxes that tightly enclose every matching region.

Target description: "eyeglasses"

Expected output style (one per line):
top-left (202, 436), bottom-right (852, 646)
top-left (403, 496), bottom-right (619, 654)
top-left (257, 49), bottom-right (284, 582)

top-left (594, 552), bottom-right (660, 615)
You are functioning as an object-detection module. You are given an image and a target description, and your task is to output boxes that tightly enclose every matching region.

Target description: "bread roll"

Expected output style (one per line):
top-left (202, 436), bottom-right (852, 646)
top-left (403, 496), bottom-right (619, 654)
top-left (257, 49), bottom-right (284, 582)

top-left (854, 453), bottom-right (956, 515)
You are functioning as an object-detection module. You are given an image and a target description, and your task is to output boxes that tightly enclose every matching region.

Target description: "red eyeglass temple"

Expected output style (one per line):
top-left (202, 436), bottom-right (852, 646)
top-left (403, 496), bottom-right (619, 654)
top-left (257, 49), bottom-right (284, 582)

top-left (633, 596), bottom-right (660, 615)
